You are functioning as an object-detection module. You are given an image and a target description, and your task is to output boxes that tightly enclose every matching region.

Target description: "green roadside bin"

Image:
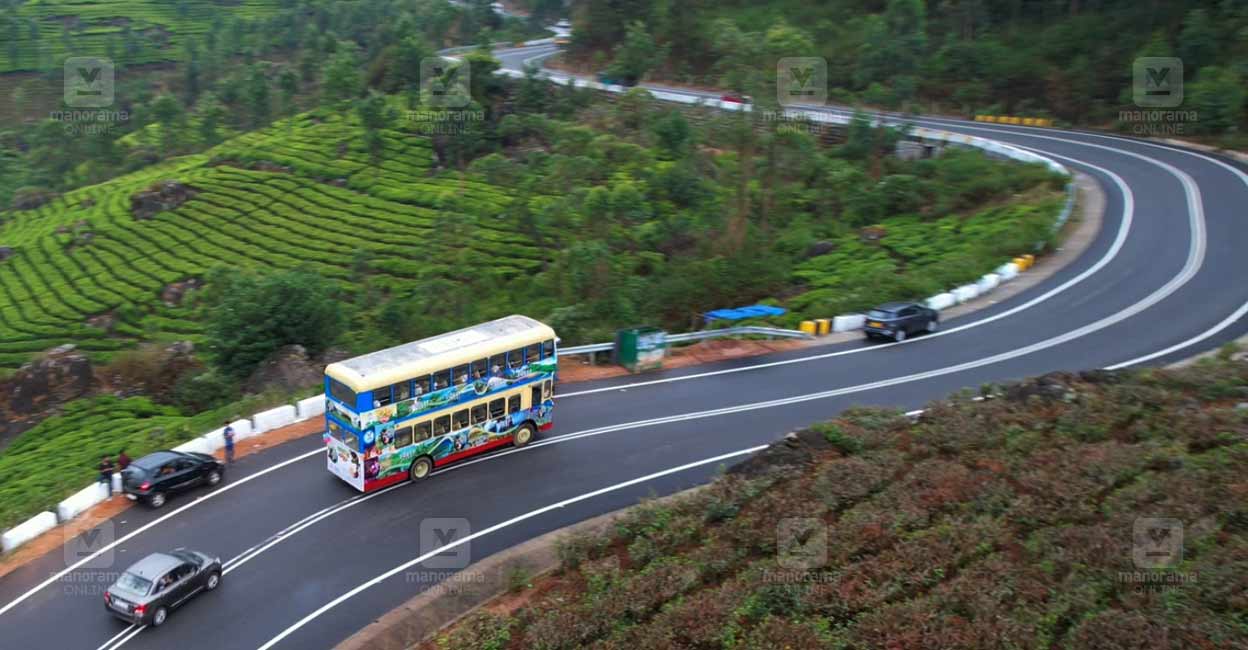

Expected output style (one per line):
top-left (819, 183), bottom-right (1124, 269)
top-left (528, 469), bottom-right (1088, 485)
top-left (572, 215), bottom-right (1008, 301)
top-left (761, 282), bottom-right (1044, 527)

top-left (614, 326), bottom-right (668, 373)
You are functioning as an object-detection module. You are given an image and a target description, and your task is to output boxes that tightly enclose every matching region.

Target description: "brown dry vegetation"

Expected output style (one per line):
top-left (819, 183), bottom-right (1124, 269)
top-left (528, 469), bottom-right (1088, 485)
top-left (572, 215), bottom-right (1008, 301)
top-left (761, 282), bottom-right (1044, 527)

top-left (424, 354), bottom-right (1248, 650)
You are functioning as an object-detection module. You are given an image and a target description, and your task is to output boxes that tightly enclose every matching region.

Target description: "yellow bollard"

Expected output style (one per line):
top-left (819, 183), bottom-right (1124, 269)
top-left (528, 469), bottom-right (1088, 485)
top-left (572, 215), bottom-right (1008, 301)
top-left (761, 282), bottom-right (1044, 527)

top-left (985, 115), bottom-right (997, 123)
top-left (1022, 117), bottom-right (1035, 126)
top-left (1022, 254), bottom-right (1035, 268)
top-left (815, 318), bottom-right (831, 335)
top-left (1013, 256), bottom-right (1029, 271)
top-left (800, 320), bottom-right (817, 336)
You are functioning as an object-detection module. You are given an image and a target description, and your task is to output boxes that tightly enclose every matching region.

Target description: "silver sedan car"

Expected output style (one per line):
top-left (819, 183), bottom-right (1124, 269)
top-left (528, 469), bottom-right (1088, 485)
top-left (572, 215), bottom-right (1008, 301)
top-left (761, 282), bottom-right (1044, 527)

top-left (104, 549), bottom-right (222, 627)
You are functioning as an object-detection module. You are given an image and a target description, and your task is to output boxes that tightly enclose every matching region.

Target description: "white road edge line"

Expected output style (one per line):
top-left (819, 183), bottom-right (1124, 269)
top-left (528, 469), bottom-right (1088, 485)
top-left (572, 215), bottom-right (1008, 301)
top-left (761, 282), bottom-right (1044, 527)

top-left (94, 624), bottom-right (135, 650)
top-left (252, 445), bottom-right (767, 650)
top-left (97, 624), bottom-right (145, 650)
top-left (0, 446), bottom-right (324, 618)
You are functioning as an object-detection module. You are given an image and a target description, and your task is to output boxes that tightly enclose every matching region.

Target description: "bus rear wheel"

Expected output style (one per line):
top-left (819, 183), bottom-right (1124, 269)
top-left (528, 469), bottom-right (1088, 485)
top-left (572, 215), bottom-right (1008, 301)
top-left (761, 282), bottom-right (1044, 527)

top-left (513, 423), bottom-right (536, 448)
top-left (409, 457), bottom-right (433, 481)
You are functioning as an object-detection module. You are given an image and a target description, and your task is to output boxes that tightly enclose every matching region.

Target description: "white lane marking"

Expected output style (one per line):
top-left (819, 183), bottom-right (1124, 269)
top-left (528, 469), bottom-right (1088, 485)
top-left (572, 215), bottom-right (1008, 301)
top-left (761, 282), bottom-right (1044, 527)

top-left (557, 154), bottom-right (1134, 400)
top-left (95, 624), bottom-right (135, 650)
top-left (98, 624), bottom-right (145, 650)
top-left (1107, 294), bottom-right (1248, 368)
top-left (223, 482), bottom-right (406, 575)
top-left (0, 446), bottom-right (324, 619)
top-left (252, 446), bottom-right (767, 650)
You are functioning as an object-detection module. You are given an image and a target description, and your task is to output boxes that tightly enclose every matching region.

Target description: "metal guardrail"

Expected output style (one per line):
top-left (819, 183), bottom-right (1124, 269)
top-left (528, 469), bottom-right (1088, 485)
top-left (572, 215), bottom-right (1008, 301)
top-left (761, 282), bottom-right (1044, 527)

top-left (558, 326), bottom-right (813, 357)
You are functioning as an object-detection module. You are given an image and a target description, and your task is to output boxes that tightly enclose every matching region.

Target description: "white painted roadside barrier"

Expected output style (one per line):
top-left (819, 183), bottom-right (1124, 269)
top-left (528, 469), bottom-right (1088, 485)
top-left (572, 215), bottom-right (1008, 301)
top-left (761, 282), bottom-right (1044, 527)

top-left (202, 427), bottom-right (225, 452)
top-left (111, 473), bottom-right (121, 494)
top-left (997, 262), bottom-right (1019, 281)
top-left (228, 418), bottom-right (255, 441)
top-left (833, 314), bottom-right (866, 332)
top-left (2, 512), bottom-right (57, 553)
top-left (173, 437), bottom-right (212, 456)
top-left (297, 395), bottom-right (326, 420)
top-left (57, 482), bottom-right (109, 522)
top-left (926, 293), bottom-right (957, 311)
top-left (977, 273), bottom-right (1000, 293)
top-left (252, 405), bottom-right (297, 435)
top-left (953, 284), bottom-right (980, 303)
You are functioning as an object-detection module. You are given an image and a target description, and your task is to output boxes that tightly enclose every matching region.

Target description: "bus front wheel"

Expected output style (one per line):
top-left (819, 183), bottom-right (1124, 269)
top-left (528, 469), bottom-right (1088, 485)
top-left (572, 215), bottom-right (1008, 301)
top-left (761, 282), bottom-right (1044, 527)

top-left (409, 457), bottom-right (433, 481)
top-left (513, 423), bottom-right (536, 448)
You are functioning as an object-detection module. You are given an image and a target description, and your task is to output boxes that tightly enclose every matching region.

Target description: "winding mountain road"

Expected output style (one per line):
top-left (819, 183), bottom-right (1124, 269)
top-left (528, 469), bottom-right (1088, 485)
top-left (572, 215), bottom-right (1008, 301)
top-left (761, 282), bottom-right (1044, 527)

top-left (1, 44), bottom-right (1247, 650)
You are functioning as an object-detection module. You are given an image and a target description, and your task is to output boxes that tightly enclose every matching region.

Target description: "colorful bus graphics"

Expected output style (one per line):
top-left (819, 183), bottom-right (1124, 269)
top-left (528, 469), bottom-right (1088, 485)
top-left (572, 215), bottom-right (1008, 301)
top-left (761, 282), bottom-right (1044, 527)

top-left (322, 315), bottom-right (558, 492)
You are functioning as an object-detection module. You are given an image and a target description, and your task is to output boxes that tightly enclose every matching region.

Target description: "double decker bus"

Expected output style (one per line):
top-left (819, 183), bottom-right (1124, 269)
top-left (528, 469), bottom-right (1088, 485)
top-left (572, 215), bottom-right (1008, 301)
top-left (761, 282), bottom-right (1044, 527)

top-left (322, 315), bottom-right (557, 491)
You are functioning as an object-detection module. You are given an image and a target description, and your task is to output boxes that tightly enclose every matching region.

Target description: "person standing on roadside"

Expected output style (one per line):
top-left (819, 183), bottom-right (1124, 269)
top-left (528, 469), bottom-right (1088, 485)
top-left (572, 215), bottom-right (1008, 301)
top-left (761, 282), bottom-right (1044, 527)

top-left (223, 420), bottom-right (235, 464)
top-left (117, 449), bottom-right (130, 471)
top-left (98, 455), bottom-right (115, 495)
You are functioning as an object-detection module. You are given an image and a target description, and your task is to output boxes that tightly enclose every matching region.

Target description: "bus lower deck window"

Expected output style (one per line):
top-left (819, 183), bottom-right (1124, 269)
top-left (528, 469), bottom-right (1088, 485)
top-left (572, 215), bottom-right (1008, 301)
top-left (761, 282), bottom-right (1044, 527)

top-left (453, 409), bottom-right (469, 430)
top-left (507, 395), bottom-right (521, 413)
top-left (471, 404), bottom-right (488, 424)
top-left (415, 421), bottom-right (432, 441)
top-left (489, 398), bottom-right (505, 419)
top-left (395, 426), bottom-right (414, 447)
top-left (433, 416), bottom-right (450, 436)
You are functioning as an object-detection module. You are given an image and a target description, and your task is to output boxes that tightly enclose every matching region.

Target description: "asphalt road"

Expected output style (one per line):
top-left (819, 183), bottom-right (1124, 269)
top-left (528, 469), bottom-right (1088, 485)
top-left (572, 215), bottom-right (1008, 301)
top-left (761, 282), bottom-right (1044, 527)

top-left (2, 45), bottom-right (1247, 650)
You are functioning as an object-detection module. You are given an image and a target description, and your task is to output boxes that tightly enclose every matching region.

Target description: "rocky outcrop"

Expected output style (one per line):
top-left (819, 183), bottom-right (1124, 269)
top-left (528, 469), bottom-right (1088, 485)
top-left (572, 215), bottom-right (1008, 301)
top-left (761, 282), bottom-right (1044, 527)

top-left (727, 427), bottom-right (837, 479)
top-left (130, 181), bottom-right (198, 220)
top-left (245, 345), bottom-right (324, 395)
top-left (161, 278), bottom-right (203, 307)
top-left (0, 345), bottom-right (97, 449)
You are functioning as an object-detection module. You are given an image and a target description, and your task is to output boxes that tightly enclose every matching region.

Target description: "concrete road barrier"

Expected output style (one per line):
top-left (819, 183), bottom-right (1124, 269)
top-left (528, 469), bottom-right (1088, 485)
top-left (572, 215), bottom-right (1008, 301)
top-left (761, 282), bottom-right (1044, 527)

top-left (976, 273), bottom-right (1000, 293)
top-left (297, 395), bottom-right (326, 420)
top-left (57, 482), bottom-right (109, 522)
top-left (926, 293), bottom-right (956, 311)
top-left (202, 427), bottom-right (225, 452)
top-left (173, 437), bottom-right (211, 456)
top-left (997, 262), bottom-right (1019, 281)
top-left (2, 512), bottom-right (58, 553)
top-left (953, 284), bottom-right (980, 303)
top-left (252, 406), bottom-right (297, 435)
top-left (229, 418), bottom-right (255, 441)
top-left (833, 314), bottom-right (865, 332)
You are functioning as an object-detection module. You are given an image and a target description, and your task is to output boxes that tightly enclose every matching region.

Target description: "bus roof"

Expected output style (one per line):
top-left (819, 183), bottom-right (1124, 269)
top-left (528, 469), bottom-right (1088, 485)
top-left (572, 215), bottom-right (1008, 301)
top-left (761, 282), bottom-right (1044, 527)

top-left (325, 315), bottom-right (555, 393)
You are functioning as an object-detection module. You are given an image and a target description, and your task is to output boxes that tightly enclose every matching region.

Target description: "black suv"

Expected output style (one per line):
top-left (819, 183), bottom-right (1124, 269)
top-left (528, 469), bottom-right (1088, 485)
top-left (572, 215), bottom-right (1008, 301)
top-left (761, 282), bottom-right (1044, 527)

top-left (863, 301), bottom-right (939, 342)
top-left (122, 450), bottom-right (225, 508)
top-left (105, 549), bottom-right (223, 627)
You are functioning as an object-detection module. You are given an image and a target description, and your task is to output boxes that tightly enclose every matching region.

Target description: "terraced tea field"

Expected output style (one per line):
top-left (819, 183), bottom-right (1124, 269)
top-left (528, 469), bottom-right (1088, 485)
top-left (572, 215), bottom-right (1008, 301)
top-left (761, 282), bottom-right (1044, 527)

top-left (0, 108), bottom-right (548, 370)
top-left (0, 0), bottom-right (283, 73)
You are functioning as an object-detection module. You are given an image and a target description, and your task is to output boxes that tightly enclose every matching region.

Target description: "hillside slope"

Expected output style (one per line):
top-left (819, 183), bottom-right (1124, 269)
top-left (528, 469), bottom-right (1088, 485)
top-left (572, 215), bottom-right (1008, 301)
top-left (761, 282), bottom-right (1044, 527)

top-left (427, 354), bottom-right (1248, 650)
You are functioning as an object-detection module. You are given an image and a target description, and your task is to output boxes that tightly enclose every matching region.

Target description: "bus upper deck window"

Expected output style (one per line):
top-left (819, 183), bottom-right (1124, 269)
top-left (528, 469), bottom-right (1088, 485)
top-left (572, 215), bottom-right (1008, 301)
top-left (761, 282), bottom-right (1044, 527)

top-left (525, 345), bottom-right (539, 364)
top-left (414, 375), bottom-right (430, 395)
top-left (374, 387), bottom-right (393, 407)
top-left (472, 358), bottom-right (487, 378)
top-left (542, 339), bottom-right (555, 358)
top-left (433, 370), bottom-right (450, 390)
top-left (393, 381), bottom-right (412, 402)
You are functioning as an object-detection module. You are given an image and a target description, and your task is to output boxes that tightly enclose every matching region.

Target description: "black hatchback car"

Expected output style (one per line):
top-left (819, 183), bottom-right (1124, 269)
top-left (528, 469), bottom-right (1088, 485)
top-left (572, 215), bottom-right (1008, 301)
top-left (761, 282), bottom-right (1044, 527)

top-left (863, 301), bottom-right (940, 342)
top-left (121, 450), bottom-right (224, 508)
top-left (105, 549), bottom-right (222, 627)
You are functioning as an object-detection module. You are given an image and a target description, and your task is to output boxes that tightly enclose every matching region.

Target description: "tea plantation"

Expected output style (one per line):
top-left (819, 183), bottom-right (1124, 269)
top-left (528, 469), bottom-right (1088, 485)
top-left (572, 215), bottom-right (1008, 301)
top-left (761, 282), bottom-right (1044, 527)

top-left (0, 0), bottom-right (284, 73)
top-left (0, 107), bottom-right (541, 370)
